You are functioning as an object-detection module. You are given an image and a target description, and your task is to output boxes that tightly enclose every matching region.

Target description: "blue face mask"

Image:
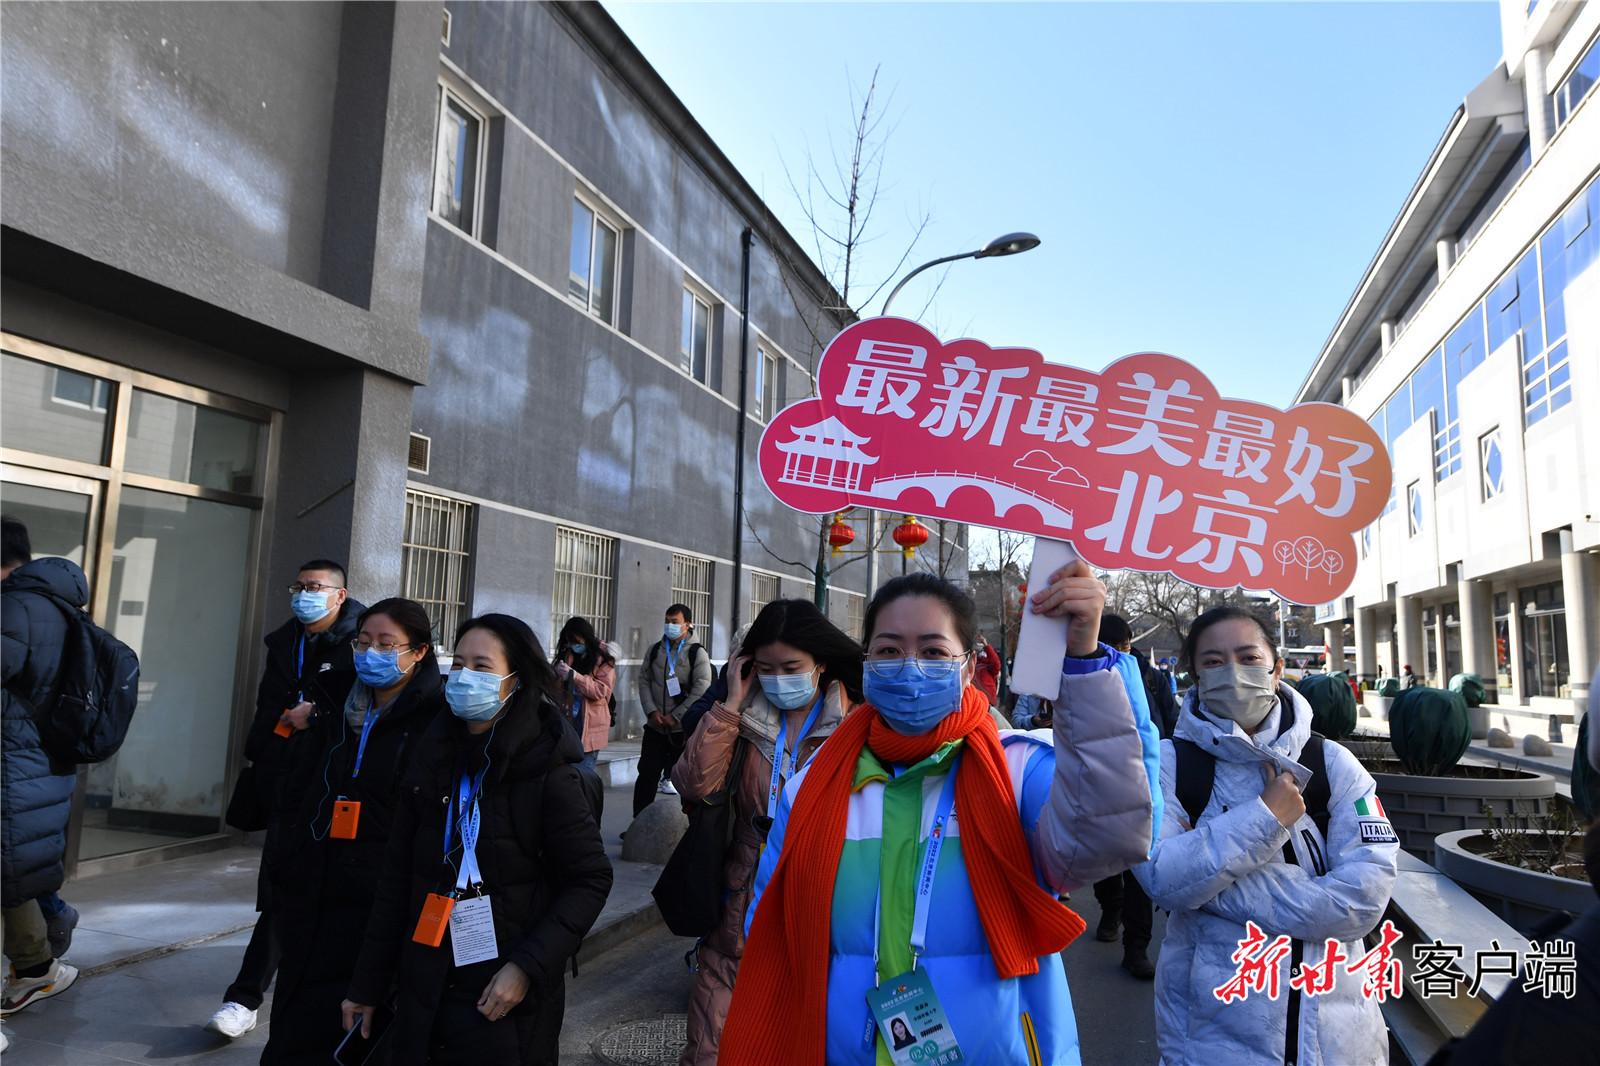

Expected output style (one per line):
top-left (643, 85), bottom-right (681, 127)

top-left (570, 644), bottom-right (588, 658)
top-left (291, 590), bottom-right (333, 624)
top-left (759, 671), bottom-right (818, 711)
top-left (354, 648), bottom-right (411, 689)
top-left (446, 667), bottom-right (517, 722)
top-left (664, 623), bottom-right (684, 641)
top-left (863, 659), bottom-right (965, 735)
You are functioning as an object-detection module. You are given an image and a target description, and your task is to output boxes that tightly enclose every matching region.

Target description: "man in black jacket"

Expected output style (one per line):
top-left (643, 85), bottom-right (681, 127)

top-left (205, 558), bottom-right (362, 1039)
top-left (1, 518), bottom-right (86, 1017)
top-left (1090, 613), bottom-right (1177, 981)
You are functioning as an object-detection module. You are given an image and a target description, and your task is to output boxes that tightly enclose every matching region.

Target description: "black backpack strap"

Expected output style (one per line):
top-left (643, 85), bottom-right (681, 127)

top-left (1172, 738), bottom-right (1214, 829)
top-left (1298, 734), bottom-right (1333, 843)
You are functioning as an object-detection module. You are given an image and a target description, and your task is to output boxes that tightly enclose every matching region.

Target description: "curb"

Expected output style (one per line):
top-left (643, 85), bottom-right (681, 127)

top-left (578, 899), bottom-right (665, 966)
top-left (78, 920), bottom-right (259, 980)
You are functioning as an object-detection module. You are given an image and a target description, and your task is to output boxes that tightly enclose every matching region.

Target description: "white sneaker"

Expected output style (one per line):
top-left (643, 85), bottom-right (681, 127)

top-left (1, 1027), bottom-right (9, 1052)
top-left (1, 959), bottom-right (79, 1016)
top-left (206, 1001), bottom-right (258, 1038)
top-left (657, 778), bottom-right (678, 795)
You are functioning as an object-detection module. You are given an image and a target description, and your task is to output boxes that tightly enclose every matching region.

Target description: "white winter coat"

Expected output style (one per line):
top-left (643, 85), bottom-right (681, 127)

top-left (1133, 683), bottom-right (1398, 1066)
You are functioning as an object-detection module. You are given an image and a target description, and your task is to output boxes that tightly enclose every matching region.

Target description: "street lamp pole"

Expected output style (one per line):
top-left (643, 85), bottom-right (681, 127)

top-left (873, 231), bottom-right (1042, 593)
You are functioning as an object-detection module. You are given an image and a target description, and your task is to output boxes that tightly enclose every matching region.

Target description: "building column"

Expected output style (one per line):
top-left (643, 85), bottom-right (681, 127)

top-left (1355, 607), bottom-right (1378, 684)
top-left (1380, 319), bottom-right (1397, 354)
top-left (1562, 547), bottom-right (1598, 714)
top-left (1459, 576), bottom-right (1497, 703)
top-left (1324, 624), bottom-right (1349, 674)
top-left (1433, 611), bottom-right (1449, 687)
top-left (1525, 46), bottom-right (1552, 154)
top-left (1436, 237), bottom-right (1456, 277)
top-left (1396, 593), bottom-right (1424, 682)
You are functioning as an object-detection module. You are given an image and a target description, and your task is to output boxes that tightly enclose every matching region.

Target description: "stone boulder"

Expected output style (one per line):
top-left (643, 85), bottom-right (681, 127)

top-left (1523, 734), bottom-right (1554, 757)
top-left (1487, 727), bottom-right (1515, 749)
top-left (621, 798), bottom-right (690, 865)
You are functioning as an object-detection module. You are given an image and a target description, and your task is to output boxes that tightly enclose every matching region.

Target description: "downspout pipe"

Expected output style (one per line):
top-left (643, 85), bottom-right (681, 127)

top-left (732, 227), bottom-right (754, 639)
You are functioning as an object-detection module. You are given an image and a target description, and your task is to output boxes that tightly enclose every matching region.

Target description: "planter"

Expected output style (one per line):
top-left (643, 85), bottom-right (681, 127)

top-left (1351, 739), bottom-right (1557, 864)
top-left (1362, 692), bottom-right (1392, 722)
top-left (1434, 828), bottom-right (1595, 935)
top-left (1468, 705), bottom-right (1491, 740)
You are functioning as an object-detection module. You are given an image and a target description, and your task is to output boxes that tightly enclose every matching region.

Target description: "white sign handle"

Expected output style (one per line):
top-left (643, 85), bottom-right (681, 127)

top-left (1010, 538), bottom-right (1080, 700)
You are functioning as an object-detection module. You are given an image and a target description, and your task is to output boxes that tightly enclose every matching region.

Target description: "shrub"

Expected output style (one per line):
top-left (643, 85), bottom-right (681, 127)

top-left (1296, 672), bottom-right (1357, 740)
top-left (1449, 673), bottom-right (1487, 708)
top-left (1390, 686), bottom-right (1471, 776)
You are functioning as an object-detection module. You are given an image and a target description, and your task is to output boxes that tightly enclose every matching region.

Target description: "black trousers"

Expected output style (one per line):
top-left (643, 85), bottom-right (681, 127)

top-left (1092, 870), bottom-right (1153, 952)
top-left (223, 910), bottom-right (279, 1010)
top-left (632, 728), bottom-right (685, 818)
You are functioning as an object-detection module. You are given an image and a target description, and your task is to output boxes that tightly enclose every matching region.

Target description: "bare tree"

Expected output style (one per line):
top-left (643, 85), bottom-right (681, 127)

top-left (751, 66), bottom-right (944, 607)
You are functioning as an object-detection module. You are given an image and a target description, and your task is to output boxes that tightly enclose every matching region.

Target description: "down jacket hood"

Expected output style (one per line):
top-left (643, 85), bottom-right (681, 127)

top-left (3, 557), bottom-right (89, 608)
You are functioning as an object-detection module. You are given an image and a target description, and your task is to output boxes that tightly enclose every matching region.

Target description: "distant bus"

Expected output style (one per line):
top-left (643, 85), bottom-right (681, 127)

top-left (1281, 645), bottom-right (1358, 683)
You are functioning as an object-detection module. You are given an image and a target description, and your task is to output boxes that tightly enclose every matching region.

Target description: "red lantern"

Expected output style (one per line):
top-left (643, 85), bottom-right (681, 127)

top-left (827, 514), bottom-right (856, 557)
top-left (892, 515), bottom-right (929, 561)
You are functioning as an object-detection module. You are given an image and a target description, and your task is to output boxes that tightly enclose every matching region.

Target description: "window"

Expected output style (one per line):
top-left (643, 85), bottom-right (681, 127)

top-left (680, 290), bottom-right (711, 384)
top-left (401, 490), bottom-right (476, 652)
top-left (553, 527), bottom-right (616, 643)
top-left (1530, 177), bottom-right (1597, 424)
top-left (431, 86), bottom-right (484, 237)
top-left (672, 553), bottom-right (714, 650)
top-left (1479, 427), bottom-right (1504, 501)
top-left (1408, 348), bottom-right (1448, 479)
top-left (1554, 35), bottom-right (1598, 129)
top-left (1406, 481), bottom-right (1423, 537)
top-left (50, 367), bottom-right (112, 412)
top-left (1519, 582), bottom-right (1568, 699)
top-left (441, 7), bottom-right (451, 44)
top-left (1422, 606), bottom-right (1439, 682)
top-left (755, 347), bottom-right (779, 421)
top-left (569, 200), bottom-right (619, 325)
top-left (749, 571), bottom-right (780, 623)
top-left (831, 590), bottom-right (865, 640)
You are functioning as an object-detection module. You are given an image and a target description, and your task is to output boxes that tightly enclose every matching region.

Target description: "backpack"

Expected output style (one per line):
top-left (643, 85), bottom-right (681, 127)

top-left (1173, 733), bottom-right (1334, 863)
top-left (653, 737), bottom-right (750, 937)
top-left (35, 592), bottom-right (141, 764)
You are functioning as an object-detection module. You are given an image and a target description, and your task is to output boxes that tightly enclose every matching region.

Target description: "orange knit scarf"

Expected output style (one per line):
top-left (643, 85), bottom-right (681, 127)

top-left (719, 686), bottom-right (1085, 1064)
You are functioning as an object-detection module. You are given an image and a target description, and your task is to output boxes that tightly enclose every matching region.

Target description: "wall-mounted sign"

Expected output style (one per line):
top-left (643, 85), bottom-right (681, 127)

top-left (757, 318), bottom-right (1390, 604)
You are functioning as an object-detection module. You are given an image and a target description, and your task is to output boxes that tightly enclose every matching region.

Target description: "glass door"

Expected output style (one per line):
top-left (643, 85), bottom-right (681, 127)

top-left (0, 466), bottom-right (101, 578)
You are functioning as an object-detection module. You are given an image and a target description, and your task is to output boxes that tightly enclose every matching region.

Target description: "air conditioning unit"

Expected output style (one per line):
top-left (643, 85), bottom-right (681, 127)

top-left (408, 433), bottom-right (431, 475)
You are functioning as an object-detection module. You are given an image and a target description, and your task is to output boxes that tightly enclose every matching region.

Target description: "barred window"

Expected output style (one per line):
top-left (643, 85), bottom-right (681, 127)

top-left (749, 572), bottom-right (780, 624)
top-left (830, 589), bottom-right (865, 641)
top-left (553, 527), bottom-right (616, 644)
top-left (672, 553), bottom-right (714, 651)
top-left (401, 490), bottom-right (475, 653)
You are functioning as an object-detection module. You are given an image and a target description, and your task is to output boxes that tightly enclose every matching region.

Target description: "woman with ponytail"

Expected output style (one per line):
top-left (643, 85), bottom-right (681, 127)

top-left (721, 564), bottom-right (1161, 1065)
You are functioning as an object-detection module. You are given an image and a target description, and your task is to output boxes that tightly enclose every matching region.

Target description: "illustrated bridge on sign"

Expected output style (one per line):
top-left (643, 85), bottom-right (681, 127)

top-left (861, 470), bottom-right (1076, 531)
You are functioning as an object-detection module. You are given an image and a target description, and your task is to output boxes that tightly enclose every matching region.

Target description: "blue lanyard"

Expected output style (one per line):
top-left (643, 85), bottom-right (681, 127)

top-left (872, 755), bottom-right (960, 980)
top-left (665, 637), bottom-right (684, 676)
top-left (351, 706), bottom-right (380, 779)
top-left (767, 693), bottom-right (825, 820)
top-left (443, 769), bottom-right (487, 892)
top-left (294, 635), bottom-right (306, 703)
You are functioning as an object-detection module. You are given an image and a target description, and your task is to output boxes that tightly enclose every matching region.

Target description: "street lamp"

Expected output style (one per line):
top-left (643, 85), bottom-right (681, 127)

top-left (881, 231), bottom-right (1041, 315)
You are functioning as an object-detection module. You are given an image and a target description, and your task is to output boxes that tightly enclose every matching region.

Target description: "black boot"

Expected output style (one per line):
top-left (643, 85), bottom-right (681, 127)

top-left (1121, 946), bottom-right (1155, 980)
top-left (1095, 909), bottom-right (1121, 942)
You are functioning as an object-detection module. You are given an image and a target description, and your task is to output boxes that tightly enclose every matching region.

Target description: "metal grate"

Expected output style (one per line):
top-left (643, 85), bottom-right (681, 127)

top-left (407, 432), bottom-right (431, 474)
top-left (554, 527), bottom-right (616, 644)
top-left (672, 553), bottom-right (713, 652)
top-left (830, 589), bottom-right (865, 640)
top-left (749, 571), bottom-right (780, 626)
top-left (401, 489), bottom-right (475, 652)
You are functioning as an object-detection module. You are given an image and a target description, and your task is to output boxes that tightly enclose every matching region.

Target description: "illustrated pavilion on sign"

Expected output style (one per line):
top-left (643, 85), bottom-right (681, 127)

top-left (776, 416), bottom-right (880, 492)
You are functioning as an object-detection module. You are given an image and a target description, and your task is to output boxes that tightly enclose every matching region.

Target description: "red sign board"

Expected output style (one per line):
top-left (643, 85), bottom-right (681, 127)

top-left (756, 318), bottom-right (1390, 604)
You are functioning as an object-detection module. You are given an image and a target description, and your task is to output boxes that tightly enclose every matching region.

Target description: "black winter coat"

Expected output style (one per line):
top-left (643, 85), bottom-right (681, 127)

top-left (260, 655), bottom-right (445, 1066)
top-left (1, 558), bottom-right (89, 903)
top-left (347, 692), bottom-right (613, 1066)
top-left (1133, 647), bottom-right (1181, 740)
top-left (242, 600), bottom-right (361, 910)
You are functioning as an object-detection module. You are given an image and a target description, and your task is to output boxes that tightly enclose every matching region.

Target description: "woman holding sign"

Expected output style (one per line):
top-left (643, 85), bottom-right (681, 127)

top-left (671, 598), bottom-right (862, 1066)
top-left (721, 564), bottom-right (1161, 1065)
top-left (261, 597), bottom-right (442, 1065)
top-left (342, 614), bottom-right (611, 1065)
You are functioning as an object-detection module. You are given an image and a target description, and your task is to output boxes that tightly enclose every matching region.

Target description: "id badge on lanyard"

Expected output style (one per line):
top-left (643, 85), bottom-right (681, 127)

top-left (331, 706), bottom-right (380, 840)
top-left (864, 758), bottom-right (966, 1064)
top-left (414, 768), bottom-right (499, 965)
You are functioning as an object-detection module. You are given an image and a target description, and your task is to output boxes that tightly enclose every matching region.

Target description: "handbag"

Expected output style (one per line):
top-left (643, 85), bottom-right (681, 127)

top-left (224, 763), bottom-right (269, 832)
top-left (652, 738), bottom-right (751, 937)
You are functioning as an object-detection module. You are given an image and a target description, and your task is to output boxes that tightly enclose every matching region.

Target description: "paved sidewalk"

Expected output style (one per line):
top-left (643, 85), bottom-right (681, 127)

top-left (1, 785), bottom-right (665, 1064)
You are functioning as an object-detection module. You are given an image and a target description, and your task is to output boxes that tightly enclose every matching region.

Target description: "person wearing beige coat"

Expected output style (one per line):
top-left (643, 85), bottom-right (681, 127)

top-left (670, 599), bottom-right (862, 1066)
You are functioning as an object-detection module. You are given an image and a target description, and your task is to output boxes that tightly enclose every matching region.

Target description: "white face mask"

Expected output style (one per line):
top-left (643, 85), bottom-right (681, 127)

top-left (1199, 663), bottom-right (1278, 730)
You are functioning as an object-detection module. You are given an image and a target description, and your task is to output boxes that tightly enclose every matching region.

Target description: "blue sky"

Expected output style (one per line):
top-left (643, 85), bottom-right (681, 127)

top-left (607, 1), bottom-right (1504, 406)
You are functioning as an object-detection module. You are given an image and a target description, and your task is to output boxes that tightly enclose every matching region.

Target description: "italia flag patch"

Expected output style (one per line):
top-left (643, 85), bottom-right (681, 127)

top-left (1355, 794), bottom-right (1398, 844)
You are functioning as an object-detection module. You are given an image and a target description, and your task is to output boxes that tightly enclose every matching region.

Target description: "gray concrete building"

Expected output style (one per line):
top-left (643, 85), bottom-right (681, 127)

top-left (1, 2), bottom-right (951, 876)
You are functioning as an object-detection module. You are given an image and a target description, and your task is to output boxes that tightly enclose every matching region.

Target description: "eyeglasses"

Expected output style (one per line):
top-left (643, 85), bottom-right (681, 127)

top-left (288, 582), bottom-right (344, 594)
top-left (862, 649), bottom-right (971, 678)
top-left (351, 639), bottom-right (416, 654)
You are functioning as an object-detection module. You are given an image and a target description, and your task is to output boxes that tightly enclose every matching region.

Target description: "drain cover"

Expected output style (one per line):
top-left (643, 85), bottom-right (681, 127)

top-left (595, 1014), bottom-right (688, 1066)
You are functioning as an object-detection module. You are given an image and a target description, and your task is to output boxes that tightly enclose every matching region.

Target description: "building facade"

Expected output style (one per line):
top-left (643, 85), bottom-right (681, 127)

top-left (1297, 0), bottom-right (1599, 741)
top-left (0, 2), bottom-right (953, 876)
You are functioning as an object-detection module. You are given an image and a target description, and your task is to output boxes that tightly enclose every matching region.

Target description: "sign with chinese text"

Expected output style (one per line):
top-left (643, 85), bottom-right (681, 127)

top-left (756, 318), bottom-right (1391, 604)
